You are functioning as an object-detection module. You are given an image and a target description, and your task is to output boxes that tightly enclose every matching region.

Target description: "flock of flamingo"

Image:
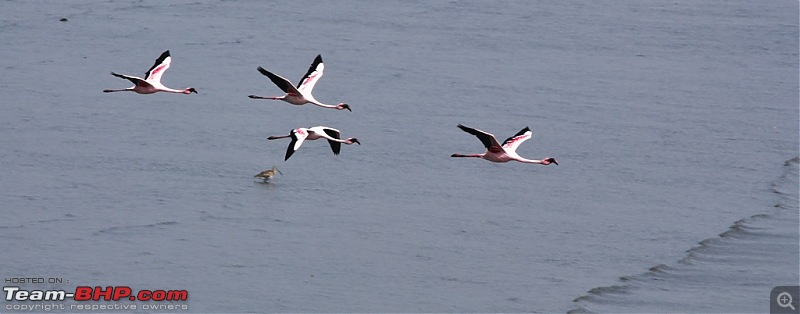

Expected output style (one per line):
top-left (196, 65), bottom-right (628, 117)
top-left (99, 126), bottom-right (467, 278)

top-left (104, 50), bottom-right (557, 181)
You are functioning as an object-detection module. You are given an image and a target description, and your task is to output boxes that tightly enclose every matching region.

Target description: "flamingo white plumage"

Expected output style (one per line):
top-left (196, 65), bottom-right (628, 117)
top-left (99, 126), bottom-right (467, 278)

top-left (103, 50), bottom-right (197, 95)
top-left (267, 126), bottom-right (360, 161)
top-left (451, 124), bottom-right (558, 165)
top-left (248, 54), bottom-right (351, 111)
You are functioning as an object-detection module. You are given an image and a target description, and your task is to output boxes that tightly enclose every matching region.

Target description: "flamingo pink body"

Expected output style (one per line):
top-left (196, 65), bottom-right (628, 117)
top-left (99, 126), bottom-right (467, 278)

top-left (451, 124), bottom-right (558, 165)
top-left (267, 126), bottom-right (360, 161)
top-left (249, 55), bottom-right (350, 111)
top-left (103, 50), bottom-right (197, 95)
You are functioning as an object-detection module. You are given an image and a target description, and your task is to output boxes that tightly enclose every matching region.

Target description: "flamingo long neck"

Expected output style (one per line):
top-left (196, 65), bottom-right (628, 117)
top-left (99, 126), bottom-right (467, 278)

top-left (308, 99), bottom-right (338, 109)
top-left (343, 138), bottom-right (358, 145)
top-left (333, 137), bottom-right (355, 144)
top-left (317, 134), bottom-right (350, 143)
top-left (160, 87), bottom-right (189, 94)
top-left (513, 156), bottom-right (547, 164)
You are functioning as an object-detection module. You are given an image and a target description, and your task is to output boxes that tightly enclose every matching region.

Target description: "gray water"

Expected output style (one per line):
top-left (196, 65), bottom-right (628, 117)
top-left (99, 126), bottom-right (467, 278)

top-left (1, 1), bottom-right (797, 313)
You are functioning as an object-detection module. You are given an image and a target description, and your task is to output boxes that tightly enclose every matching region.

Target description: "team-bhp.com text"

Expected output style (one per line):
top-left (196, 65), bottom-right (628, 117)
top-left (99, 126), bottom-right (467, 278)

top-left (4, 286), bottom-right (188, 311)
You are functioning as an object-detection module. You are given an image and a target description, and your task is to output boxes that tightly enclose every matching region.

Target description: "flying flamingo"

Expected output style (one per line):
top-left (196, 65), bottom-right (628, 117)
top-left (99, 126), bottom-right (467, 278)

top-left (267, 126), bottom-right (360, 161)
top-left (248, 54), bottom-right (351, 111)
top-left (103, 50), bottom-right (197, 95)
top-left (451, 124), bottom-right (558, 165)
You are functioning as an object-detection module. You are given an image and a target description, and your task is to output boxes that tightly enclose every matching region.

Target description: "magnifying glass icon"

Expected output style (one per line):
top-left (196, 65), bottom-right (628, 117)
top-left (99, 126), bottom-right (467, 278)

top-left (778, 291), bottom-right (795, 310)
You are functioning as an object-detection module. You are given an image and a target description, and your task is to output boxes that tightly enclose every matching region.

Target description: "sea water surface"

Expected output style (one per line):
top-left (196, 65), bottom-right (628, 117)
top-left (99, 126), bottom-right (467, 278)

top-left (0, 1), bottom-right (797, 313)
